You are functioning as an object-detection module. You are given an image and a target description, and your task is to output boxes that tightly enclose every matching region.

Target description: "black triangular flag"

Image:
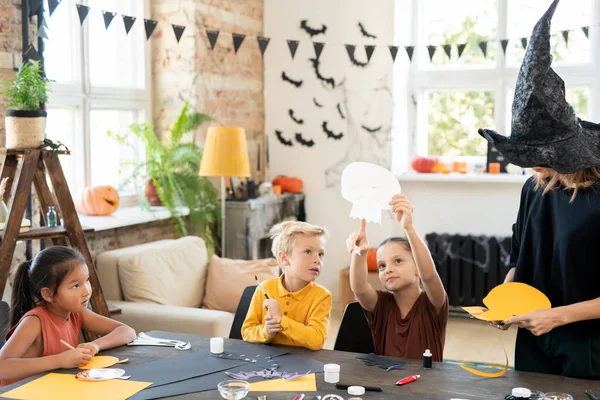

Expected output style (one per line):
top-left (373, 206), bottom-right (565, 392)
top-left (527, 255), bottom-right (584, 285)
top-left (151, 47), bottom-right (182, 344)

top-left (102, 11), bottom-right (116, 30)
top-left (365, 45), bottom-right (375, 62)
top-left (232, 33), bottom-right (246, 54)
top-left (48, 0), bottom-right (60, 17)
top-left (257, 36), bottom-right (270, 56)
top-left (442, 44), bottom-right (451, 60)
top-left (76, 4), bottom-right (90, 25)
top-left (427, 45), bottom-right (437, 61)
top-left (42, 16), bottom-right (48, 29)
top-left (313, 42), bottom-right (324, 59)
top-left (388, 45), bottom-right (399, 61)
top-left (582, 26), bottom-right (589, 38)
top-left (172, 24), bottom-right (185, 43)
top-left (561, 30), bottom-right (569, 46)
top-left (37, 26), bottom-right (48, 40)
top-left (206, 30), bottom-right (219, 50)
top-left (457, 43), bottom-right (467, 58)
top-left (345, 44), bottom-right (356, 61)
top-left (500, 39), bottom-right (509, 54)
top-left (122, 15), bottom-right (136, 35)
top-left (287, 40), bottom-right (299, 59)
top-left (404, 46), bottom-right (414, 61)
top-left (520, 37), bottom-right (527, 50)
top-left (479, 41), bottom-right (488, 58)
top-left (24, 45), bottom-right (42, 62)
top-left (144, 19), bottom-right (157, 40)
top-left (29, 0), bottom-right (43, 17)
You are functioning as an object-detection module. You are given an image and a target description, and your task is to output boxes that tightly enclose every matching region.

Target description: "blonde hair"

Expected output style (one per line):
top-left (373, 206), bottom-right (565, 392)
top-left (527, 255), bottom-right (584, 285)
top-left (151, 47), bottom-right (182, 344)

top-left (534, 166), bottom-right (600, 202)
top-left (269, 221), bottom-right (328, 258)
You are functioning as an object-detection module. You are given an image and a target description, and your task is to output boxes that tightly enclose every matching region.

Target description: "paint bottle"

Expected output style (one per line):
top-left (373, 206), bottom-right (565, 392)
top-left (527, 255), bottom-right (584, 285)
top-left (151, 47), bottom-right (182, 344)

top-left (210, 337), bottom-right (224, 354)
top-left (323, 363), bottom-right (340, 383)
top-left (47, 206), bottom-right (57, 227)
top-left (423, 349), bottom-right (432, 368)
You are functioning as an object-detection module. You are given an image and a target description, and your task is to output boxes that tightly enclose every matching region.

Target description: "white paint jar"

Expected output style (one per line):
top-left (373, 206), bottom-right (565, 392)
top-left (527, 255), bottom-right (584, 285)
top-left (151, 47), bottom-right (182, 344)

top-left (210, 337), bottom-right (224, 354)
top-left (323, 363), bottom-right (340, 383)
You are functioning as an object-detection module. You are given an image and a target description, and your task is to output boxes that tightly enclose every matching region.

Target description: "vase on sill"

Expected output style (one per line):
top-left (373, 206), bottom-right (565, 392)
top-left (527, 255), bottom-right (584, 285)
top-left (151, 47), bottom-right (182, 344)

top-left (145, 179), bottom-right (163, 206)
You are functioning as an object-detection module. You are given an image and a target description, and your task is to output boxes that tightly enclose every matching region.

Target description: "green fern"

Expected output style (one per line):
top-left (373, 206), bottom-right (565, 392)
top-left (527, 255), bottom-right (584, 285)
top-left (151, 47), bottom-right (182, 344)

top-left (0, 60), bottom-right (52, 111)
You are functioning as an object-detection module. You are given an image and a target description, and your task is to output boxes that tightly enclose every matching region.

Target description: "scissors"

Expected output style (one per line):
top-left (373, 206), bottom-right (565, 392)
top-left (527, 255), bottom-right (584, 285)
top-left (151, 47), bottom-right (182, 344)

top-left (586, 390), bottom-right (598, 400)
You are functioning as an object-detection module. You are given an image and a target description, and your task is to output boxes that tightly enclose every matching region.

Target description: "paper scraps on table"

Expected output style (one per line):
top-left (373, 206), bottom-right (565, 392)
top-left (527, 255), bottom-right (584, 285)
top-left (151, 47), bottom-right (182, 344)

top-left (211, 352), bottom-right (281, 370)
top-left (341, 162), bottom-right (401, 224)
top-left (127, 332), bottom-right (191, 350)
top-left (461, 282), bottom-right (551, 321)
top-left (79, 356), bottom-right (128, 370)
top-left (460, 339), bottom-right (509, 378)
top-left (225, 369), bottom-right (310, 381)
top-left (356, 353), bottom-right (405, 371)
top-left (249, 373), bottom-right (317, 392)
top-left (76, 368), bottom-right (129, 382)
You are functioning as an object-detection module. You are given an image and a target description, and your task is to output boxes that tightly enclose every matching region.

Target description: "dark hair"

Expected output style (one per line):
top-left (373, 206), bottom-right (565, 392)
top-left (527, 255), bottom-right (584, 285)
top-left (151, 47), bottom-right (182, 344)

top-left (10, 246), bottom-right (86, 328)
top-left (378, 237), bottom-right (412, 252)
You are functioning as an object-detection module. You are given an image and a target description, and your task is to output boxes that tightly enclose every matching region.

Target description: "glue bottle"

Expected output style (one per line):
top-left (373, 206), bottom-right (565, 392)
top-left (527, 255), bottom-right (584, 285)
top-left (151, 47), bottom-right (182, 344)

top-left (423, 349), bottom-right (432, 368)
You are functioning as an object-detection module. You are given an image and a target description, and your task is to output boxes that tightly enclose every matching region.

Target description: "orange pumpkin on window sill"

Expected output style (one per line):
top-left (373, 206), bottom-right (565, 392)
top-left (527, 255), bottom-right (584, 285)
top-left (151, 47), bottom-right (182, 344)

top-left (367, 248), bottom-right (378, 271)
top-left (75, 186), bottom-right (120, 216)
top-left (272, 176), bottom-right (304, 193)
top-left (411, 156), bottom-right (437, 173)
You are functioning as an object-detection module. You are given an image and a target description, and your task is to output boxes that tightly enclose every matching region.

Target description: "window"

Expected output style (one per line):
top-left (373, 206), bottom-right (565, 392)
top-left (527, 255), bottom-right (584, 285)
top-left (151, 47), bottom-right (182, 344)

top-left (44, 0), bottom-right (150, 195)
top-left (397, 0), bottom-right (598, 169)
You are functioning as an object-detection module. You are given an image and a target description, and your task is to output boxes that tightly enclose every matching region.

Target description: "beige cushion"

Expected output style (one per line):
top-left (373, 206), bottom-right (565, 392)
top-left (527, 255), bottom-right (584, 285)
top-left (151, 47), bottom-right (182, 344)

top-left (202, 255), bottom-right (279, 313)
top-left (118, 236), bottom-right (208, 307)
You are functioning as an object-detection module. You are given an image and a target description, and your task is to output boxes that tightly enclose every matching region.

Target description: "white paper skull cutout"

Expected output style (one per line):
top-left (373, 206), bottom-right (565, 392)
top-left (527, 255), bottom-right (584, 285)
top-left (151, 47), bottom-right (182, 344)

top-left (341, 162), bottom-right (401, 224)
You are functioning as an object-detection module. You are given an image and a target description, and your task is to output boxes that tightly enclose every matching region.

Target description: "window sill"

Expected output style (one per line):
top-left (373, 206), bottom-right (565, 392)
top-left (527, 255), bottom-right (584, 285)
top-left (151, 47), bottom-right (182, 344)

top-left (79, 206), bottom-right (190, 232)
top-left (397, 172), bottom-right (531, 184)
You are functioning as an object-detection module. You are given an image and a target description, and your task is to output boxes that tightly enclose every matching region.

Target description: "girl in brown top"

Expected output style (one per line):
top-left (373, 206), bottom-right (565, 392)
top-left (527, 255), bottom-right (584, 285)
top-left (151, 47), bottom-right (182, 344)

top-left (346, 194), bottom-right (448, 361)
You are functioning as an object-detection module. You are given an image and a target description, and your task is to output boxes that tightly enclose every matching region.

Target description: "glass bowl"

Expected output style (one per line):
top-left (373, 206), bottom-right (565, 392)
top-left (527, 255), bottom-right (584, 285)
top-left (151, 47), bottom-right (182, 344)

top-left (217, 380), bottom-right (250, 400)
top-left (544, 393), bottom-right (573, 400)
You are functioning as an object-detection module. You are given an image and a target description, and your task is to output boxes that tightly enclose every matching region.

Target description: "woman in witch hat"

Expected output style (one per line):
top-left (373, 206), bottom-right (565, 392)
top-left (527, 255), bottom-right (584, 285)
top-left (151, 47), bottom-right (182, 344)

top-left (479, 0), bottom-right (600, 379)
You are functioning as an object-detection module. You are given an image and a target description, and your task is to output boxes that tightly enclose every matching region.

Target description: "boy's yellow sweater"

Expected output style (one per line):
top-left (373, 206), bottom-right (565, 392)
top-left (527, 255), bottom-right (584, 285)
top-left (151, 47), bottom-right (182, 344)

top-left (241, 274), bottom-right (332, 351)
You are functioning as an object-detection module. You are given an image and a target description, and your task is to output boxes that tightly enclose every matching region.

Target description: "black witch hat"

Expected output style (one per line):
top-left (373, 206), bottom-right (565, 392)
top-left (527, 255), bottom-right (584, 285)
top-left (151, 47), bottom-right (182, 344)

top-left (478, 0), bottom-right (600, 174)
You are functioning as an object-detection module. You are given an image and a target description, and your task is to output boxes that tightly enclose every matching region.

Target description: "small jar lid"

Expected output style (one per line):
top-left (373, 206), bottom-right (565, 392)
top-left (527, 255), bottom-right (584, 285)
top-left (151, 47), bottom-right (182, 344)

top-left (210, 337), bottom-right (223, 344)
top-left (323, 364), bottom-right (340, 372)
top-left (348, 386), bottom-right (365, 396)
top-left (512, 387), bottom-right (531, 398)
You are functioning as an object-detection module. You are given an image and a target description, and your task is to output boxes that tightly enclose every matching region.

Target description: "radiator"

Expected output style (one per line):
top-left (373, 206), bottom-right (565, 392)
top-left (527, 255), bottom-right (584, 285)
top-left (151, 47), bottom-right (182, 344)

top-left (425, 233), bottom-right (511, 308)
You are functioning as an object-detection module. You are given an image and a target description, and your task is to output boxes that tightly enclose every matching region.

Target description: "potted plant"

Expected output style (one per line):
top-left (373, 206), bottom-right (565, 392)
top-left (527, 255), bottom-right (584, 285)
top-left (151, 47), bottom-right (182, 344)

top-left (108, 102), bottom-right (220, 251)
top-left (1, 60), bottom-right (52, 149)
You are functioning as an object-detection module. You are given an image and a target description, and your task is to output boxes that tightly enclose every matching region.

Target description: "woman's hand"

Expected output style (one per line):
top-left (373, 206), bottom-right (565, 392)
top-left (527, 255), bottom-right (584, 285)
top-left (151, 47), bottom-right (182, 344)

top-left (502, 308), bottom-right (563, 336)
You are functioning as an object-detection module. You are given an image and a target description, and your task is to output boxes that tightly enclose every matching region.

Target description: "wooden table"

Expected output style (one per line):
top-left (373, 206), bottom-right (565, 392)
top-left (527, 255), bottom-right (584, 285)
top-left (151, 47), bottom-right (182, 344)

top-left (2, 331), bottom-right (598, 399)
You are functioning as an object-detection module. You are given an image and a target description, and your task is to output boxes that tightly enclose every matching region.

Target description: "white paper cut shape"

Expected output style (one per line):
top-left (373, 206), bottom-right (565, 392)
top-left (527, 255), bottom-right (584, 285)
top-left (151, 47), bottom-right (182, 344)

top-left (341, 162), bottom-right (401, 224)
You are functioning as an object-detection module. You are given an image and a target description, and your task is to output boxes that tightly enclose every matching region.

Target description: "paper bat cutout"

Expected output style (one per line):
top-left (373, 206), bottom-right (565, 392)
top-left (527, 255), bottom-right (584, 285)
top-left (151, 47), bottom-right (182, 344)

top-left (346, 45), bottom-right (368, 68)
top-left (357, 353), bottom-right (404, 371)
top-left (337, 103), bottom-right (345, 119)
top-left (282, 71), bottom-right (303, 88)
top-left (361, 125), bottom-right (382, 133)
top-left (310, 58), bottom-right (335, 88)
top-left (275, 130), bottom-right (293, 147)
top-left (212, 352), bottom-right (281, 370)
top-left (289, 109), bottom-right (304, 124)
top-left (322, 121), bottom-right (343, 140)
top-left (295, 133), bottom-right (315, 147)
top-left (300, 20), bottom-right (327, 37)
top-left (313, 98), bottom-right (323, 108)
top-left (358, 22), bottom-right (377, 39)
top-left (226, 369), bottom-right (310, 381)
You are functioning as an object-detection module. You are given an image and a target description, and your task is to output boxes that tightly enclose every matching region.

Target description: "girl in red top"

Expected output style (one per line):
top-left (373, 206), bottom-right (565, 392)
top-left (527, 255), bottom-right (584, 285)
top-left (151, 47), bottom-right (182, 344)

top-left (0, 246), bottom-right (136, 386)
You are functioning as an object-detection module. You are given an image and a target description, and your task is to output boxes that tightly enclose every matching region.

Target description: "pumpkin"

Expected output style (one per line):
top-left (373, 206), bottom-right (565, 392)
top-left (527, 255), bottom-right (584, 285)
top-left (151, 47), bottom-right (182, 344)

top-left (272, 176), bottom-right (304, 193)
top-left (367, 248), bottom-right (378, 271)
top-left (75, 186), bottom-right (120, 216)
top-left (411, 156), bottom-right (437, 173)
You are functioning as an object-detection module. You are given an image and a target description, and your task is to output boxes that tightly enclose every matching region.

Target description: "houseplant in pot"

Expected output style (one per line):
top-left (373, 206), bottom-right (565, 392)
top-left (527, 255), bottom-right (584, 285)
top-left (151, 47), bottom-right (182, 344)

top-left (107, 102), bottom-right (220, 250)
top-left (1, 60), bottom-right (52, 149)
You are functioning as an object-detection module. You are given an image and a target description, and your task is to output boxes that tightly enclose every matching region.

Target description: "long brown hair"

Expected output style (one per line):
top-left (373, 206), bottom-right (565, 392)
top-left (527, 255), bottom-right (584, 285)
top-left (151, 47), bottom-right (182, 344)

top-left (533, 166), bottom-right (600, 202)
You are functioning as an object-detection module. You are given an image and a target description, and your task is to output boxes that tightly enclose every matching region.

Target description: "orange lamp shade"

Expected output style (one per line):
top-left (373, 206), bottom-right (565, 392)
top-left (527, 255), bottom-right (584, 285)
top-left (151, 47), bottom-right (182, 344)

top-left (199, 127), bottom-right (251, 177)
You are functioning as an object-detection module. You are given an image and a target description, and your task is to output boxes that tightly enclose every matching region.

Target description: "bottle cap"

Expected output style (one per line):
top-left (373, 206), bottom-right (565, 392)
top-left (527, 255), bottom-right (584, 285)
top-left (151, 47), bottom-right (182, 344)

top-left (512, 387), bottom-right (531, 398)
top-left (323, 364), bottom-right (340, 373)
top-left (347, 386), bottom-right (365, 396)
top-left (423, 349), bottom-right (432, 357)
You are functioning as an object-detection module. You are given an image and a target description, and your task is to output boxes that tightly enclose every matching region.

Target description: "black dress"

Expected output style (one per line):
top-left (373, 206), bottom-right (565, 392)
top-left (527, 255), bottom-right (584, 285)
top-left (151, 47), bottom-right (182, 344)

top-left (510, 177), bottom-right (600, 379)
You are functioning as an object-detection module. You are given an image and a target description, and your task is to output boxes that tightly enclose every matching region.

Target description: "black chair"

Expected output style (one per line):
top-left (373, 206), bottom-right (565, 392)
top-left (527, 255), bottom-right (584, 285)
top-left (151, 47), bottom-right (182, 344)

top-left (229, 285), bottom-right (257, 340)
top-left (0, 301), bottom-right (10, 348)
top-left (333, 301), bottom-right (375, 354)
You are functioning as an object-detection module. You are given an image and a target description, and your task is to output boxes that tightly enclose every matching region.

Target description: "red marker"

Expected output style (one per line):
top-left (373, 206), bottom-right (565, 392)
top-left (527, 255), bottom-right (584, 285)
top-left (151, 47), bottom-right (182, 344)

top-left (396, 374), bottom-right (420, 385)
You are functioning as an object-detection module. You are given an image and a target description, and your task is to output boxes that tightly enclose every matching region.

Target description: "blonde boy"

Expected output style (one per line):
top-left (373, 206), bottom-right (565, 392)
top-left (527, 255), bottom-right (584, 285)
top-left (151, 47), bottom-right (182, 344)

top-left (241, 221), bottom-right (332, 350)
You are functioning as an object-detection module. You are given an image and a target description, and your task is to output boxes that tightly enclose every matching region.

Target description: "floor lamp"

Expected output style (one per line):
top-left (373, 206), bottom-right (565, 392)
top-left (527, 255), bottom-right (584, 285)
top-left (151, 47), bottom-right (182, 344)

top-left (199, 127), bottom-right (250, 256)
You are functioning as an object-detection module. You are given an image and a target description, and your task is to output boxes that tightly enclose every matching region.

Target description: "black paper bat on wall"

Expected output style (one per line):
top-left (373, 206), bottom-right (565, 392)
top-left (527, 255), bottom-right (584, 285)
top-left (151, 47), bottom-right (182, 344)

top-left (289, 109), bottom-right (304, 124)
top-left (281, 71), bottom-right (303, 88)
top-left (358, 22), bottom-right (377, 39)
top-left (313, 98), bottom-right (323, 108)
top-left (362, 125), bottom-right (382, 133)
top-left (275, 130), bottom-right (293, 146)
top-left (310, 58), bottom-right (335, 88)
top-left (322, 121), bottom-right (344, 140)
top-left (345, 45), bottom-right (368, 68)
top-left (336, 103), bottom-right (346, 119)
top-left (300, 20), bottom-right (327, 37)
top-left (295, 133), bottom-right (315, 147)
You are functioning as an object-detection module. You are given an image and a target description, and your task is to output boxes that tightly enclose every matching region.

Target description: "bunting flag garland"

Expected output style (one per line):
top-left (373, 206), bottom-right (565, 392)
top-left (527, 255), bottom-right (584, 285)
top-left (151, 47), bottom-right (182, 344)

top-left (76, 4), bottom-right (90, 25)
top-left (172, 24), bottom-right (185, 43)
top-left (345, 44), bottom-right (356, 60)
top-left (144, 19), bottom-right (157, 40)
top-left (206, 29), bottom-right (219, 50)
top-left (404, 46), bottom-right (414, 62)
top-left (232, 33), bottom-right (246, 54)
top-left (37, 25), bottom-right (49, 40)
top-left (520, 37), bottom-right (528, 50)
top-left (427, 45), bottom-right (436, 61)
top-left (582, 26), bottom-right (589, 38)
top-left (365, 45), bottom-right (375, 62)
top-left (561, 30), bottom-right (569, 46)
top-left (457, 43), bottom-right (467, 59)
top-left (24, 45), bottom-right (42, 62)
top-left (123, 15), bottom-right (136, 35)
top-left (257, 36), bottom-right (270, 56)
top-left (313, 42), bottom-right (324, 59)
top-left (48, 0), bottom-right (61, 17)
top-left (102, 11), bottom-right (116, 30)
top-left (42, 16), bottom-right (48, 29)
top-left (442, 44), bottom-right (451, 60)
top-left (388, 45), bottom-right (398, 61)
top-left (478, 41), bottom-right (488, 58)
top-left (287, 40), bottom-right (299, 59)
top-left (500, 39), bottom-right (509, 55)
top-left (29, 0), bottom-right (43, 17)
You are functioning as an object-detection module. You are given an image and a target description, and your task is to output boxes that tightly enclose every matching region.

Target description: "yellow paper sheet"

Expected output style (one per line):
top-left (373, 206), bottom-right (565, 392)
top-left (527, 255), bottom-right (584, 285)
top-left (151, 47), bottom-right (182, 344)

top-left (462, 282), bottom-right (551, 321)
top-left (0, 373), bottom-right (152, 400)
top-left (79, 356), bottom-right (122, 369)
top-left (249, 373), bottom-right (317, 392)
top-left (460, 341), bottom-right (509, 378)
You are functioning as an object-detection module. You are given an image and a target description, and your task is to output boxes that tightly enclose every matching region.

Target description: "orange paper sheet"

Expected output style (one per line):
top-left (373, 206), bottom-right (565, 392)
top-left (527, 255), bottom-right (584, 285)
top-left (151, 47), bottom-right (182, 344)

top-left (0, 373), bottom-right (152, 400)
top-left (79, 356), bottom-right (124, 369)
top-left (462, 282), bottom-right (551, 321)
top-left (249, 373), bottom-right (317, 392)
top-left (460, 341), bottom-right (509, 378)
